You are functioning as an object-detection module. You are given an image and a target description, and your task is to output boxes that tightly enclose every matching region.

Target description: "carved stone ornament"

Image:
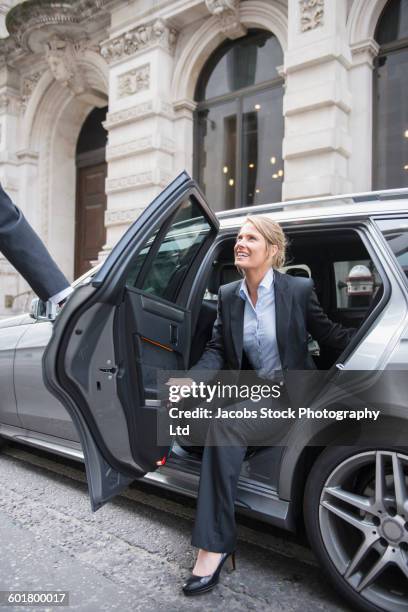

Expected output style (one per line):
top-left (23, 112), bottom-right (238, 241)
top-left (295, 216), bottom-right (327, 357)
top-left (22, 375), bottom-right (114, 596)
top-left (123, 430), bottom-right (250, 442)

top-left (0, 92), bottom-right (21, 115)
top-left (106, 134), bottom-right (175, 162)
top-left (0, 94), bottom-right (10, 112)
top-left (103, 99), bottom-right (173, 130)
top-left (44, 36), bottom-right (86, 95)
top-left (300, 0), bottom-right (324, 32)
top-left (105, 168), bottom-right (173, 194)
top-left (21, 71), bottom-right (43, 109)
top-left (5, 0), bottom-right (110, 49)
top-left (350, 39), bottom-right (380, 67)
top-left (206, 0), bottom-right (237, 15)
top-left (205, 0), bottom-right (246, 40)
top-left (100, 19), bottom-right (178, 65)
top-left (105, 207), bottom-right (141, 226)
top-left (117, 64), bottom-right (150, 98)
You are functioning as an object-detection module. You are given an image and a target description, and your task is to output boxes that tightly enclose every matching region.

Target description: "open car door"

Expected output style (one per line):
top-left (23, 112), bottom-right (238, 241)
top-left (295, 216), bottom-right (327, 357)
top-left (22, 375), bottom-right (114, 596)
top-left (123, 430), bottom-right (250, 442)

top-left (43, 172), bottom-right (219, 510)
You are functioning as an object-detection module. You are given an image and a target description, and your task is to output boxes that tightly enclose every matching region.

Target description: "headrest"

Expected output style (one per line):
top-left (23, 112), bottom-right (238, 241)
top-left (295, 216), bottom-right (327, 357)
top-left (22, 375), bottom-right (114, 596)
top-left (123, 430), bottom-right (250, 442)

top-left (207, 262), bottom-right (241, 295)
top-left (285, 266), bottom-right (310, 278)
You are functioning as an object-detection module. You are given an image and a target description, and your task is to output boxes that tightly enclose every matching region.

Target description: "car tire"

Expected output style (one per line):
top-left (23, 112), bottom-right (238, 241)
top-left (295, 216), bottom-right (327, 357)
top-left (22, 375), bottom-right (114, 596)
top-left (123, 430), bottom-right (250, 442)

top-left (304, 445), bottom-right (408, 612)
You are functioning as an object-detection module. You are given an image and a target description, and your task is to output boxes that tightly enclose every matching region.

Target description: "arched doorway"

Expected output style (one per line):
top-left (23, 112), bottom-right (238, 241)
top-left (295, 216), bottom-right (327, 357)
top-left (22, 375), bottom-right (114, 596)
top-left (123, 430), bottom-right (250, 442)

top-left (75, 106), bottom-right (108, 277)
top-left (194, 29), bottom-right (284, 211)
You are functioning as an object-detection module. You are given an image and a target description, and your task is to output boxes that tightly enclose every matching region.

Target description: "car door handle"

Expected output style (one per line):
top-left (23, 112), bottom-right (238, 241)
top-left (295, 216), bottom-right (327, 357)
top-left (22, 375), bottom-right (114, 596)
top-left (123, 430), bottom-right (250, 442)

top-left (169, 324), bottom-right (178, 346)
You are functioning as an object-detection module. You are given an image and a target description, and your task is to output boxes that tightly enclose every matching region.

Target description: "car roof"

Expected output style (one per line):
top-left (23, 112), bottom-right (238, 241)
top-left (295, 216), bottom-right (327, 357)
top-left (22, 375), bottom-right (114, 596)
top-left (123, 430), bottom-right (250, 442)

top-left (217, 187), bottom-right (408, 230)
top-left (74, 187), bottom-right (408, 285)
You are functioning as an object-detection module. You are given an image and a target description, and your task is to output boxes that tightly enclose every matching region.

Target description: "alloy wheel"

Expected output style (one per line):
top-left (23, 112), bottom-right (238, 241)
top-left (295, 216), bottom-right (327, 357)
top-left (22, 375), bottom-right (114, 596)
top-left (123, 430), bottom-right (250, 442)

top-left (319, 450), bottom-right (408, 611)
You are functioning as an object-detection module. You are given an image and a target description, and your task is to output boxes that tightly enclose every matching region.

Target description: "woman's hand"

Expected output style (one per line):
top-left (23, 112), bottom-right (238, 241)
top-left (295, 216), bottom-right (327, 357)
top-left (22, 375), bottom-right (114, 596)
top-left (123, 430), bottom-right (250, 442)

top-left (165, 378), bottom-right (195, 403)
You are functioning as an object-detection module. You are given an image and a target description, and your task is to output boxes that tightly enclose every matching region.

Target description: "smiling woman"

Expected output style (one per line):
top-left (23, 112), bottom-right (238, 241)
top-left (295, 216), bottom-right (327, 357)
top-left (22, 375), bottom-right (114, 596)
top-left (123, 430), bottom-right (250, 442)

top-left (234, 215), bottom-right (287, 282)
top-left (180, 214), bottom-right (356, 596)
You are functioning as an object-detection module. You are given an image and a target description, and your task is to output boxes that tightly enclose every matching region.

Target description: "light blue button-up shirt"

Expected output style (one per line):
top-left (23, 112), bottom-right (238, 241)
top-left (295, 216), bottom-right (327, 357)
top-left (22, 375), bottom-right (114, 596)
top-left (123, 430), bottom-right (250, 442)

top-left (239, 267), bottom-right (282, 379)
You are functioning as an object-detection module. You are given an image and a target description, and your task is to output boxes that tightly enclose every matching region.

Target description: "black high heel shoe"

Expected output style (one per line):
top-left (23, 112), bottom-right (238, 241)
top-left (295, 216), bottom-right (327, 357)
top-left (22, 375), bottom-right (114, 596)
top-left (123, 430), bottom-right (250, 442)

top-left (182, 551), bottom-right (236, 596)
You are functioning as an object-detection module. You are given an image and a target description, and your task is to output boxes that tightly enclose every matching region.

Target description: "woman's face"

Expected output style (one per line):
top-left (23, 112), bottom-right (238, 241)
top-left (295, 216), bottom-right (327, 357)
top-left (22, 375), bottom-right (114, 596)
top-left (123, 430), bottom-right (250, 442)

top-left (234, 222), bottom-right (277, 273)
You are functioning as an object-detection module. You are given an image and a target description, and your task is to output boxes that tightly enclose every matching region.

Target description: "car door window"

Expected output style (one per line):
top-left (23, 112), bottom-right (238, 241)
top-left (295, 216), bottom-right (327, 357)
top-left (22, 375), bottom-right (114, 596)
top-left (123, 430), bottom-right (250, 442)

top-left (127, 196), bottom-right (213, 304)
top-left (124, 230), bottom-right (158, 288)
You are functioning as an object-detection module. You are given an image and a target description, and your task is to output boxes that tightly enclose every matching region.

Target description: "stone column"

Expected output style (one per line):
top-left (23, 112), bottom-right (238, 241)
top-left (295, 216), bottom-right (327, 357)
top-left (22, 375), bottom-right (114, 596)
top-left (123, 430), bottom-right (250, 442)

top-left (172, 99), bottom-right (196, 176)
top-left (0, 1), bottom-right (12, 38)
top-left (282, 0), bottom-right (352, 200)
top-left (100, 18), bottom-right (178, 252)
top-left (349, 39), bottom-right (379, 193)
top-left (0, 65), bottom-right (30, 316)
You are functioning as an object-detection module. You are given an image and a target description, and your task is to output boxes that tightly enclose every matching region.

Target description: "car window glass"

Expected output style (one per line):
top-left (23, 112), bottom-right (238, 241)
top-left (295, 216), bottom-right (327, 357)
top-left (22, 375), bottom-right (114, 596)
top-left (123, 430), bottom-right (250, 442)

top-left (333, 260), bottom-right (382, 309)
top-left (376, 218), bottom-right (408, 283)
top-left (129, 197), bottom-right (212, 303)
top-left (125, 229), bottom-right (159, 288)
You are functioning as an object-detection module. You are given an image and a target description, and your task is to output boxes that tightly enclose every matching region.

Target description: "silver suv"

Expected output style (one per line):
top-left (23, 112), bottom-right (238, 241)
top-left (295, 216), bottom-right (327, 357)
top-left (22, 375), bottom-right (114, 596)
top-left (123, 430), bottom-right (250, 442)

top-left (1, 172), bottom-right (408, 612)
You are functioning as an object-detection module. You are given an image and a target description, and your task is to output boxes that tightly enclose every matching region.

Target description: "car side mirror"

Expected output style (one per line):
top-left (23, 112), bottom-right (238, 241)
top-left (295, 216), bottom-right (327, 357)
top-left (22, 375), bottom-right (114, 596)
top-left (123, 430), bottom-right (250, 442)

top-left (30, 298), bottom-right (57, 322)
top-left (337, 280), bottom-right (347, 290)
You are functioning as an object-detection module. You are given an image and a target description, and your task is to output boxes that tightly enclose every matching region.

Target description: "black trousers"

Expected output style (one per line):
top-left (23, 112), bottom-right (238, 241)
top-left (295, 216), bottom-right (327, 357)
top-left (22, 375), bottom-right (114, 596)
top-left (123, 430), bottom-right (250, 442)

top-left (190, 382), bottom-right (290, 553)
top-left (191, 443), bottom-right (246, 553)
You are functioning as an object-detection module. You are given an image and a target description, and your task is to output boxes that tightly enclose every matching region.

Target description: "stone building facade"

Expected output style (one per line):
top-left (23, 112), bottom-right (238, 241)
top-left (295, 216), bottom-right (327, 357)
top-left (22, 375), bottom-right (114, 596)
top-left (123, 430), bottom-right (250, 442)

top-left (0, 0), bottom-right (406, 315)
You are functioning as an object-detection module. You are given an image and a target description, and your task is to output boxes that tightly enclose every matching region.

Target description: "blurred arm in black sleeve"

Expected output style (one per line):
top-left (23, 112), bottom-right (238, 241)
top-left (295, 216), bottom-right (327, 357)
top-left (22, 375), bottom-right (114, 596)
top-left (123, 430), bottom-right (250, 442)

top-left (0, 184), bottom-right (72, 303)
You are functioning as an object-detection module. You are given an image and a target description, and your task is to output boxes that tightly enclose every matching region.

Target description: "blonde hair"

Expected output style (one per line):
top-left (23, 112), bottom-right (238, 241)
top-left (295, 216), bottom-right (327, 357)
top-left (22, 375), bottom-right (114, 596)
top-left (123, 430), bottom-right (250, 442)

top-left (238, 215), bottom-right (287, 269)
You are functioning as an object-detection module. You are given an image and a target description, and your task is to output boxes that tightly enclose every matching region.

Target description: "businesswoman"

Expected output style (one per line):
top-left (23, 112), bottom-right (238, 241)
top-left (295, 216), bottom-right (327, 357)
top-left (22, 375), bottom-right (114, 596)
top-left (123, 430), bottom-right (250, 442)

top-left (170, 215), bottom-right (355, 596)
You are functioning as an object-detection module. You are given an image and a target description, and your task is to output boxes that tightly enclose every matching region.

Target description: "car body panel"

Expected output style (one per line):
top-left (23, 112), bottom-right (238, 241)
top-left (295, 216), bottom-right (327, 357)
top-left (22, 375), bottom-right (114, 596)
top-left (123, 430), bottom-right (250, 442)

top-left (14, 321), bottom-right (79, 441)
top-left (0, 314), bottom-right (33, 329)
top-left (0, 325), bottom-right (27, 428)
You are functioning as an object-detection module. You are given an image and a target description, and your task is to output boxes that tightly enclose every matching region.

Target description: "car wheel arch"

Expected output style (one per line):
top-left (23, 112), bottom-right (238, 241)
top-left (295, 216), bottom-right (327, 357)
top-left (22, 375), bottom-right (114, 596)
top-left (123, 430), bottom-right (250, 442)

top-left (278, 415), bottom-right (408, 505)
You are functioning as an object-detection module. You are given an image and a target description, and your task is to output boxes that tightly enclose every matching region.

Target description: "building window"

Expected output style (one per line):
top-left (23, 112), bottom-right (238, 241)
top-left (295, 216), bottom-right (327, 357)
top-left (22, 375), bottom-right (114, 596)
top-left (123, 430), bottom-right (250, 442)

top-left (373, 0), bottom-right (408, 189)
top-left (194, 29), bottom-right (284, 211)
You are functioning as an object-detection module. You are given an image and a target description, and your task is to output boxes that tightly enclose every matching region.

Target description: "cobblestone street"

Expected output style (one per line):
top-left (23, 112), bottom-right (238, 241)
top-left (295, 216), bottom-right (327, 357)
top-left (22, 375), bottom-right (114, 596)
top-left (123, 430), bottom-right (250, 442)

top-left (0, 443), bottom-right (350, 611)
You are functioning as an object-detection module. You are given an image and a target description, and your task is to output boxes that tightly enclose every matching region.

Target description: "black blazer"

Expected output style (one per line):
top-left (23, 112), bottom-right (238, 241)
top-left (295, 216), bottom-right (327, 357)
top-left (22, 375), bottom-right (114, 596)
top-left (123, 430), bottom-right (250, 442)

top-left (0, 185), bottom-right (69, 301)
top-left (190, 270), bottom-right (355, 376)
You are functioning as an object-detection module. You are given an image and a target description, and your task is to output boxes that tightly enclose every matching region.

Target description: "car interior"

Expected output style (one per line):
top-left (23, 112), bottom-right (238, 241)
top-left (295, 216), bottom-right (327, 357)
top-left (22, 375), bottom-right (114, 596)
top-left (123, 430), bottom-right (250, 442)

top-left (190, 228), bottom-right (384, 371)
